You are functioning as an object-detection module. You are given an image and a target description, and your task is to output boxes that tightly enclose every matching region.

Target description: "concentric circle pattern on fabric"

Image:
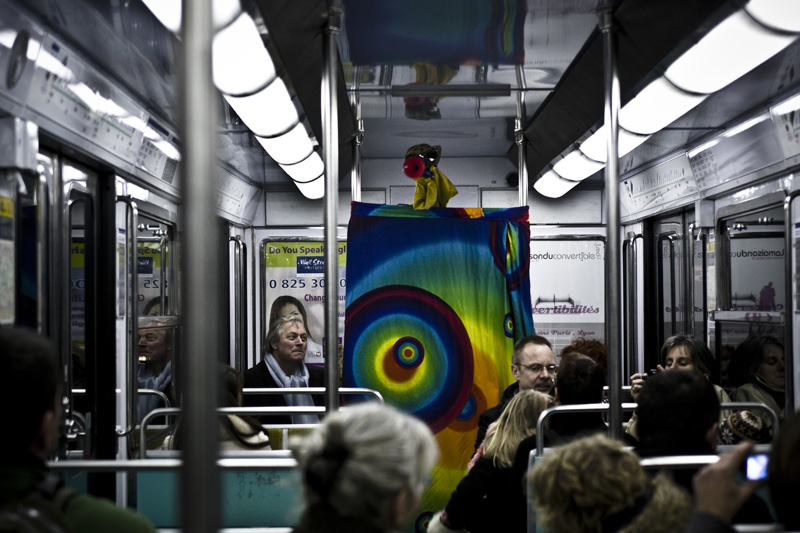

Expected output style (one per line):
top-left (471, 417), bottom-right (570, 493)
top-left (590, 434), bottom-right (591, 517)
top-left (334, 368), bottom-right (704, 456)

top-left (344, 285), bottom-right (474, 434)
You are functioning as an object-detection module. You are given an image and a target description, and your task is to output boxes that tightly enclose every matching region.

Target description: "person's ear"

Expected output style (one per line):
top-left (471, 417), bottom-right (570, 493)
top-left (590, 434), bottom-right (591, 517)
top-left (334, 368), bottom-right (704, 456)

top-left (705, 421), bottom-right (719, 450)
top-left (553, 388), bottom-right (561, 405)
top-left (511, 364), bottom-right (521, 381)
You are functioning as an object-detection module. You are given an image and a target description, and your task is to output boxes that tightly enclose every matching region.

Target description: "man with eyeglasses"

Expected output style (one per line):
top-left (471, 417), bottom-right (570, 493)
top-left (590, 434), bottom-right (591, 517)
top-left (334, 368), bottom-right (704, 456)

top-left (473, 334), bottom-right (556, 451)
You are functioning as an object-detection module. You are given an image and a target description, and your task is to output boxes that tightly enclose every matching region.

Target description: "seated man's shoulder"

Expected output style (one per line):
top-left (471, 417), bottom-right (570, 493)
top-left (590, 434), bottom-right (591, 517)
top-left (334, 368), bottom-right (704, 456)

top-left (66, 493), bottom-right (156, 532)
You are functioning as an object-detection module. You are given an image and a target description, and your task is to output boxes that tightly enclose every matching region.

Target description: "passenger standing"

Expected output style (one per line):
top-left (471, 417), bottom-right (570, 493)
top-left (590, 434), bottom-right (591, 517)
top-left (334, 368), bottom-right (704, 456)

top-left (243, 315), bottom-right (324, 424)
top-left (0, 326), bottom-right (157, 532)
top-left (289, 403), bottom-right (438, 533)
top-left (430, 390), bottom-right (552, 533)
top-left (473, 335), bottom-right (555, 450)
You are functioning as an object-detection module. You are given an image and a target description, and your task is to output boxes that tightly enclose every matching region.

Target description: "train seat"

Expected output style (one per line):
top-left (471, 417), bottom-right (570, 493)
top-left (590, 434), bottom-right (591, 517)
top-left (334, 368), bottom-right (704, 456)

top-left (137, 452), bottom-right (303, 529)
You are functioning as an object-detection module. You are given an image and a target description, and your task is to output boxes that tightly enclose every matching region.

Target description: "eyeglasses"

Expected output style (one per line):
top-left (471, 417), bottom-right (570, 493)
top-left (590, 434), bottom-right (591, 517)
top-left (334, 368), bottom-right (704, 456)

top-left (516, 363), bottom-right (557, 374)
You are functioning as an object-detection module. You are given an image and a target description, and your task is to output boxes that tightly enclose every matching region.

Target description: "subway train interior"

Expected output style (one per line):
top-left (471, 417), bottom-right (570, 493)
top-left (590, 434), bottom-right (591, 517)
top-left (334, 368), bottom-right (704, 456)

top-left (1, 0), bottom-right (799, 531)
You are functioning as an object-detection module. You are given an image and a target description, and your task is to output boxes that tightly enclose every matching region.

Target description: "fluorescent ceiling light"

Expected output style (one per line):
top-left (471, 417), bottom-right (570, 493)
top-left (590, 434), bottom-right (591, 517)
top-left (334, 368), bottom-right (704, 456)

top-left (142, 0), bottom-right (241, 33)
top-left (723, 113), bottom-right (769, 138)
top-left (619, 77), bottom-right (707, 135)
top-left (213, 13), bottom-right (275, 96)
top-left (665, 10), bottom-right (798, 94)
top-left (293, 175), bottom-right (325, 200)
top-left (224, 79), bottom-right (298, 137)
top-left (771, 92), bottom-right (800, 115)
top-left (552, 150), bottom-right (604, 182)
top-left (279, 152), bottom-right (324, 183)
top-left (533, 170), bottom-right (581, 198)
top-left (687, 138), bottom-right (721, 158)
top-left (256, 123), bottom-right (314, 165)
top-left (746, 0), bottom-right (800, 33)
top-left (579, 127), bottom-right (650, 163)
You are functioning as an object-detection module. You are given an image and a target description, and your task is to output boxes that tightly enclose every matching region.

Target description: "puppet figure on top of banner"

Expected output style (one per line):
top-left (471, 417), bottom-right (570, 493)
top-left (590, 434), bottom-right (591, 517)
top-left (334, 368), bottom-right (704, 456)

top-left (403, 144), bottom-right (459, 210)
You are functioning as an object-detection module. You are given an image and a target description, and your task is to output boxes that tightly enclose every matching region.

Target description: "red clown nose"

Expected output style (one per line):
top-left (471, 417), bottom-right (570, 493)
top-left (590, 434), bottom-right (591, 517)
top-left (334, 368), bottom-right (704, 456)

top-left (403, 155), bottom-right (425, 178)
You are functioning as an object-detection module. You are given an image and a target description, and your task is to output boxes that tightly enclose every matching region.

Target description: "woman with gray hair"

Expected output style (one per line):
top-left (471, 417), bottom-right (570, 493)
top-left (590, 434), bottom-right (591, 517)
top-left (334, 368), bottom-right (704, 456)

top-left (289, 403), bottom-right (439, 533)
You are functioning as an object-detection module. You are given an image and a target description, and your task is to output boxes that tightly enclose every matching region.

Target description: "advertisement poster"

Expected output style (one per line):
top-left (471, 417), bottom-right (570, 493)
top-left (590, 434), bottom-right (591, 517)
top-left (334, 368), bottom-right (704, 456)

top-left (263, 240), bottom-right (347, 364)
top-left (138, 240), bottom-right (168, 315)
top-left (0, 195), bottom-right (13, 325)
top-left (729, 236), bottom-right (784, 314)
top-left (529, 239), bottom-right (605, 355)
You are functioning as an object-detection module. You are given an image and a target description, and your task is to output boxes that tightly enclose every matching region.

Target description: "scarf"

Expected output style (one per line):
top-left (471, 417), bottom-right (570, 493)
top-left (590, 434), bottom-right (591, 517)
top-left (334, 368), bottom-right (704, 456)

top-left (264, 353), bottom-right (319, 424)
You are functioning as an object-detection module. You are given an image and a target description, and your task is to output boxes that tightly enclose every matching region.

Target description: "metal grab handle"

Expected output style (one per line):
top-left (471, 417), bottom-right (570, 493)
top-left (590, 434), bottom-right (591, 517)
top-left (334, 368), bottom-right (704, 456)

top-left (622, 233), bottom-right (643, 377)
top-left (242, 387), bottom-right (384, 402)
top-left (116, 196), bottom-right (138, 438)
top-left (535, 403), bottom-right (639, 456)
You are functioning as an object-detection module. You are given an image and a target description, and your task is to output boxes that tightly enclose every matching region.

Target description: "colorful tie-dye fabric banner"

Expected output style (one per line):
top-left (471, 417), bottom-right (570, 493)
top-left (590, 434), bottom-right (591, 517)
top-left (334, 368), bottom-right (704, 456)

top-left (342, 202), bottom-right (533, 528)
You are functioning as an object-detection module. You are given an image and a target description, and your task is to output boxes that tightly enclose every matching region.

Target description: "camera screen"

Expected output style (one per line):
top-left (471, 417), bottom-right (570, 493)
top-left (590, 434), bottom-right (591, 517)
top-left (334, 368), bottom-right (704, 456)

top-left (746, 454), bottom-right (769, 481)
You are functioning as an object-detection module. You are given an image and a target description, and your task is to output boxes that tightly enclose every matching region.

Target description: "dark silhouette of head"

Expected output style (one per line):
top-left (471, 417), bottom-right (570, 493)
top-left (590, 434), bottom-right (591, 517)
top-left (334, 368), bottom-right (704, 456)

top-left (636, 370), bottom-right (720, 454)
top-left (555, 355), bottom-right (605, 405)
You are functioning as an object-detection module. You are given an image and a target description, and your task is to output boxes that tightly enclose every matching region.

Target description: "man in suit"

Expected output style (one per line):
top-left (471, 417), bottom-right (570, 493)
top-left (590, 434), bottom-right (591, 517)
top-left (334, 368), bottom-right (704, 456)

top-left (243, 315), bottom-right (324, 424)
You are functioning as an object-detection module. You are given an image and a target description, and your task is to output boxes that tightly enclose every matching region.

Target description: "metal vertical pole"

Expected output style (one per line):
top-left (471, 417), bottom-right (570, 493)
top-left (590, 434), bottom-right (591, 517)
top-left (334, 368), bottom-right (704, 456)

top-left (180, 0), bottom-right (219, 531)
top-left (600, 8), bottom-right (622, 440)
top-left (351, 66), bottom-right (363, 203)
top-left (515, 66), bottom-right (528, 207)
top-left (323, 2), bottom-right (342, 412)
top-left (784, 194), bottom-right (797, 416)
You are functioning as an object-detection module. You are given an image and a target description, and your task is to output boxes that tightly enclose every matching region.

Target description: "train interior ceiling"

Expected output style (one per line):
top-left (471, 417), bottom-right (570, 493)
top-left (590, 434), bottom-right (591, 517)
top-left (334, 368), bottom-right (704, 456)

top-left (0, 0), bottom-right (797, 228)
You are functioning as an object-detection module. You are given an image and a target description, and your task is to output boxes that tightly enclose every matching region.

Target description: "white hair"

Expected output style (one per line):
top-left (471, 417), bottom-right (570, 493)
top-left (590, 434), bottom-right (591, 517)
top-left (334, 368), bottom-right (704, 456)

top-left (290, 403), bottom-right (438, 526)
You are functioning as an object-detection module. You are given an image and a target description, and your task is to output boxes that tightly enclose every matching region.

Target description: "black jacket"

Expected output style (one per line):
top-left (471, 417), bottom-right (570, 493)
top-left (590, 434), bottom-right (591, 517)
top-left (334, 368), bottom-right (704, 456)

top-left (242, 360), bottom-right (325, 424)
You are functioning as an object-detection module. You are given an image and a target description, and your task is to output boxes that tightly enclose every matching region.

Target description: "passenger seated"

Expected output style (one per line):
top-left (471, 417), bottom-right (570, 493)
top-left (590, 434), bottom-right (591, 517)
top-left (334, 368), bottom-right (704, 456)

top-left (727, 334), bottom-right (785, 435)
top-left (288, 403), bottom-right (438, 533)
top-left (429, 390), bottom-right (552, 533)
top-left (636, 370), bottom-right (772, 524)
top-left (540, 354), bottom-right (636, 446)
top-left (473, 335), bottom-right (556, 451)
top-left (137, 319), bottom-right (175, 424)
top-left (528, 433), bottom-right (693, 533)
top-left (627, 334), bottom-right (730, 439)
top-left (268, 295), bottom-right (325, 365)
top-left (163, 364), bottom-right (270, 451)
top-left (0, 326), bottom-right (156, 532)
top-left (559, 337), bottom-right (609, 384)
top-left (243, 315), bottom-right (324, 424)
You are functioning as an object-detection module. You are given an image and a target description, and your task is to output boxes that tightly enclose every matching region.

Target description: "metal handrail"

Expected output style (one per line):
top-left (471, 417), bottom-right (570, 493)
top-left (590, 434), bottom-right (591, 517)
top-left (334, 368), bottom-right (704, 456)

top-left (71, 388), bottom-right (171, 408)
top-left (639, 455), bottom-right (719, 469)
top-left (535, 403), bottom-right (639, 455)
top-left (48, 457), bottom-right (298, 472)
top-left (242, 387), bottom-right (384, 402)
top-left (139, 406), bottom-right (327, 458)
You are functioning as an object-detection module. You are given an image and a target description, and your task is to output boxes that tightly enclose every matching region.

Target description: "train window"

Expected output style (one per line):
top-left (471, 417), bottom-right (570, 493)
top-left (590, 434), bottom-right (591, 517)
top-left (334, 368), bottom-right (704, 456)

top-left (716, 205), bottom-right (785, 387)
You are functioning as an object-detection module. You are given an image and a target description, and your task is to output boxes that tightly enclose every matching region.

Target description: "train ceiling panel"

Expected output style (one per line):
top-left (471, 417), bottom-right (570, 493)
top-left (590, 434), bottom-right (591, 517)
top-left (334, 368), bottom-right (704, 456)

top-left (338, 0), bottom-right (600, 160)
top-left (5, 0), bottom-right (799, 205)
